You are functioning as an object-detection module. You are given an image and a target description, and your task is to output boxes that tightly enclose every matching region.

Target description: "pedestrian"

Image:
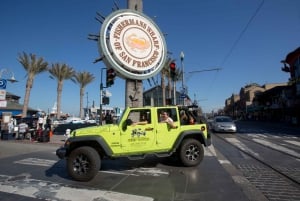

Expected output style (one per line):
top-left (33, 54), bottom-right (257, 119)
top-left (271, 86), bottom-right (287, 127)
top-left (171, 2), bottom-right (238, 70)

top-left (18, 119), bottom-right (28, 140)
top-left (38, 115), bottom-right (44, 129)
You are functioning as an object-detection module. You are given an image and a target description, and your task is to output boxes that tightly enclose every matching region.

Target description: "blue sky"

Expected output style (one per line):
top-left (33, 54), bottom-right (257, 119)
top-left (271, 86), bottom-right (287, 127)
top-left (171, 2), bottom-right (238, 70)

top-left (0, 0), bottom-right (299, 115)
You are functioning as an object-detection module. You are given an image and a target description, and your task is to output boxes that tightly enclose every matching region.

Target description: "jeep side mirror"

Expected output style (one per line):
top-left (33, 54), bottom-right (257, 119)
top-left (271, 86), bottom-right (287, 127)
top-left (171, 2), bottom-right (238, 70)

top-left (122, 119), bottom-right (133, 131)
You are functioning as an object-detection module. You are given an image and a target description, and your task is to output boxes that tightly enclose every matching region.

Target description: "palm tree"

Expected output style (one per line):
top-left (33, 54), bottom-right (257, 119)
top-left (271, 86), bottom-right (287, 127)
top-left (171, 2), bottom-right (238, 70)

top-left (49, 63), bottom-right (75, 119)
top-left (74, 71), bottom-right (95, 119)
top-left (160, 57), bottom-right (172, 106)
top-left (18, 52), bottom-right (49, 117)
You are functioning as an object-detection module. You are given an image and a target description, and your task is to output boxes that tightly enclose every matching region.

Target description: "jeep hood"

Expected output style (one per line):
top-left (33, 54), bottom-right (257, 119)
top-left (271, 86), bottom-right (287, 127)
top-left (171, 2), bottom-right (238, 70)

top-left (72, 124), bottom-right (119, 136)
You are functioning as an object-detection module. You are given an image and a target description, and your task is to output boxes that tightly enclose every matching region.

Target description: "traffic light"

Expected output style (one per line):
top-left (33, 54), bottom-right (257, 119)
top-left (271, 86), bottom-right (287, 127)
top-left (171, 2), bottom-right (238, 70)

top-left (106, 68), bottom-right (116, 87)
top-left (169, 62), bottom-right (176, 80)
top-left (102, 96), bottom-right (110, 105)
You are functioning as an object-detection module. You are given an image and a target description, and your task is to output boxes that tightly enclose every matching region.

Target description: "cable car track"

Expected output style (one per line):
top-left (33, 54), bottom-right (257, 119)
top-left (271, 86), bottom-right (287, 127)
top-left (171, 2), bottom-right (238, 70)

top-left (238, 134), bottom-right (300, 160)
top-left (214, 133), bottom-right (300, 187)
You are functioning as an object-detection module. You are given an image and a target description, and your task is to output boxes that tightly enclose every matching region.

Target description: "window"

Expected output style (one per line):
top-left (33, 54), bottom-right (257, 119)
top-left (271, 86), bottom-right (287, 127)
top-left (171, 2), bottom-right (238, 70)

top-left (127, 109), bottom-right (151, 124)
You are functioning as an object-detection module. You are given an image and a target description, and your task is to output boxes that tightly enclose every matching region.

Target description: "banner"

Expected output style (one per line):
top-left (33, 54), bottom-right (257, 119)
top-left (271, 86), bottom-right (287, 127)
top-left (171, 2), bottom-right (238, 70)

top-left (0, 79), bottom-right (7, 89)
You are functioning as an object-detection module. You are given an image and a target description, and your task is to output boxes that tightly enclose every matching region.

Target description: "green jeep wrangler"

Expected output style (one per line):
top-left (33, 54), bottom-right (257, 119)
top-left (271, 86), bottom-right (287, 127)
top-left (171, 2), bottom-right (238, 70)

top-left (56, 106), bottom-right (211, 181)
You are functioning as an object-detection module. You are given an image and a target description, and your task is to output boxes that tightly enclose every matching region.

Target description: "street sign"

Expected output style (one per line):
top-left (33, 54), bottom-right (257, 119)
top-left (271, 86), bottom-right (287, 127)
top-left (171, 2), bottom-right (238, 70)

top-left (0, 79), bottom-right (7, 89)
top-left (0, 89), bottom-right (6, 100)
top-left (0, 100), bottom-right (7, 107)
top-left (180, 94), bottom-right (186, 98)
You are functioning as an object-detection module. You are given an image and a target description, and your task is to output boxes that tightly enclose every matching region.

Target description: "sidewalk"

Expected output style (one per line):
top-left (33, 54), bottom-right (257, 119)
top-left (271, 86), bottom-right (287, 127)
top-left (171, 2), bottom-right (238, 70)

top-left (0, 134), bottom-right (66, 146)
top-left (48, 134), bottom-right (66, 146)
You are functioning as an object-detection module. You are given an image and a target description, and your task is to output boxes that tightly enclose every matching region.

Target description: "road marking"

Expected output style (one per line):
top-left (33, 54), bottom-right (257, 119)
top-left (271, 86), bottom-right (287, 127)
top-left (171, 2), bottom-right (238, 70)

top-left (284, 140), bottom-right (300, 147)
top-left (14, 158), bottom-right (169, 177)
top-left (0, 174), bottom-right (153, 201)
top-left (218, 159), bottom-right (231, 164)
top-left (14, 158), bottom-right (57, 167)
top-left (226, 138), bottom-right (260, 158)
top-left (253, 138), bottom-right (300, 158)
top-left (206, 145), bottom-right (217, 156)
top-left (102, 167), bottom-right (169, 177)
top-left (128, 167), bottom-right (169, 176)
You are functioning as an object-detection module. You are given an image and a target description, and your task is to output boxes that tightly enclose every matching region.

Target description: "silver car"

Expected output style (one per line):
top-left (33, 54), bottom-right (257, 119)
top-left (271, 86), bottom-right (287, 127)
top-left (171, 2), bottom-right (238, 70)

top-left (211, 116), bottom-right (237, 133)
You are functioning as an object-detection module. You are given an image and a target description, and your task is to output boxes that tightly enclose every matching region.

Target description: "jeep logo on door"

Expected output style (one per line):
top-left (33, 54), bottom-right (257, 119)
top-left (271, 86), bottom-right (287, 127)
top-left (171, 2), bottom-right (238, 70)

top-left (99, 9), bottom-right (167, 80)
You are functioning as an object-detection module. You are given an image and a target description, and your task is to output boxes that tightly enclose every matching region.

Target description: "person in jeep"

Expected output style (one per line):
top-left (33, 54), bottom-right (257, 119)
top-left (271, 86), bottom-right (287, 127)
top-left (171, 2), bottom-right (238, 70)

top-left (160, 111), bottom-right (176, 128)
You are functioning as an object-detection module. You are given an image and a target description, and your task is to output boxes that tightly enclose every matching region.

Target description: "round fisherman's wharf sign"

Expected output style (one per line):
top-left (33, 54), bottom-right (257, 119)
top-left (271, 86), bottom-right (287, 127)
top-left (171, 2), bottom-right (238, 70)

top-left (99, 9), bottom-right (167, 80)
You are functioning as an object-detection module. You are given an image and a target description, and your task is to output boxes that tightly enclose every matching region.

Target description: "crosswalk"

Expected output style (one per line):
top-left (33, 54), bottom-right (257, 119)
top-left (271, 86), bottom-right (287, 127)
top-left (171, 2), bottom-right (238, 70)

top-left (0, 173), bottom-right (154, 201)
top-left (1, 149), bottom-right (219, 201)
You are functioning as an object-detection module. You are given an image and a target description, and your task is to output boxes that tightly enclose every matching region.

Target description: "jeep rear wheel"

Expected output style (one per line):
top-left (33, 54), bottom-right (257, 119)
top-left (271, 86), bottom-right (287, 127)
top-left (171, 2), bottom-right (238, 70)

top-left (67, 146), bottom-right (100, 182)
top-left (179, 139), bottom-right (204, 166)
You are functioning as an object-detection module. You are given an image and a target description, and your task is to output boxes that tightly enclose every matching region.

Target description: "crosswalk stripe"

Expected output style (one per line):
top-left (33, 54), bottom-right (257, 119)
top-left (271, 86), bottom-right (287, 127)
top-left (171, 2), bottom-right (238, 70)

top-left (253, 138), bottom-right (300, 158)
top-left (14, 158), bottom-right (57, 167)
top-left (0, 174), bottom-right (153, 201)
top-left (284, 140), bottom-right (300, 147)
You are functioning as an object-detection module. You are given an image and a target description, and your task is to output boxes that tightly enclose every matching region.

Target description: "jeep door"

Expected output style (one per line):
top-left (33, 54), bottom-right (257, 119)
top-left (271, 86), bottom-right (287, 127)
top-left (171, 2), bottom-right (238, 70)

top-left (120, 109), bottom-right (155, 152)
top-left (156, 108), bottom-right (179, 148)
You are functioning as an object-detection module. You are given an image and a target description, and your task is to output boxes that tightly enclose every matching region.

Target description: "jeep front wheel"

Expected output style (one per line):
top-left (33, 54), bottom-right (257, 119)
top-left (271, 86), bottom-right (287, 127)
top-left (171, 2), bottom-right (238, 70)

top-left (179, 139), bottom-right (204, 166)
top-left (67, 146), bottom-right (100, 182)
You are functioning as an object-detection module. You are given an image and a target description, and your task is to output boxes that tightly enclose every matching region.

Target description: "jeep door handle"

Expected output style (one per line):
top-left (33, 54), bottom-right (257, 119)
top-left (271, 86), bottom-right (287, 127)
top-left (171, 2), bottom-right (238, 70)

top-left (145, 127), bottom-right (154, 131)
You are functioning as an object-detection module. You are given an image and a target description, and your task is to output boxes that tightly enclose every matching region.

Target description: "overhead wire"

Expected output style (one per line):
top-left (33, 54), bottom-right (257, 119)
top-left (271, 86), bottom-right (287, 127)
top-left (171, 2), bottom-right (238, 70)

top-left (200, 0), bottom-right (265, 108)
top-left (220, 0), bottom-right (265, 66)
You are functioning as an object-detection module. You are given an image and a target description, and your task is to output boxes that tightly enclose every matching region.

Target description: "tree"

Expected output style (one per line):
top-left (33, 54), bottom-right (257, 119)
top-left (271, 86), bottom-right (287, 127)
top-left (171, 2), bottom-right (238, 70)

top-left (160, 57), bottom-right (172, 106)
top-left (74, 71), bottom-right (95, 119)
top-left (18, 52), bottom-right (48, 117)
top-left (49, 63), bottom-right (75, 119)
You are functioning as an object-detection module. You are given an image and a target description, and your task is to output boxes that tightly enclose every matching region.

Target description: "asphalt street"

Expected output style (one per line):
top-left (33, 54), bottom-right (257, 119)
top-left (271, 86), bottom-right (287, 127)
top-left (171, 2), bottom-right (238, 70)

top-left (0, 133), bottom-right (265, 201)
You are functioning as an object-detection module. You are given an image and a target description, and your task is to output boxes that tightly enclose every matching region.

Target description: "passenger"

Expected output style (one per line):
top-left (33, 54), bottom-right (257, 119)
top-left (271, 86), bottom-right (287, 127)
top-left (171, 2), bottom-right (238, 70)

top-left (131, 114), bottom-right (148, 126)
top-left (180, 110), bottom-right (188, 125)
top-left (188, 116), bottom-right (195, 125)
top-left (160, 111), bottom-right (177, 128)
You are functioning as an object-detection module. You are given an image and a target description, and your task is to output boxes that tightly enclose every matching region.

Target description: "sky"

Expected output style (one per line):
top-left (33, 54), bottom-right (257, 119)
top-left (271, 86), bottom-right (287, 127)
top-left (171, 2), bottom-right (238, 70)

top-left (0, 0), bottom-right (299, 116)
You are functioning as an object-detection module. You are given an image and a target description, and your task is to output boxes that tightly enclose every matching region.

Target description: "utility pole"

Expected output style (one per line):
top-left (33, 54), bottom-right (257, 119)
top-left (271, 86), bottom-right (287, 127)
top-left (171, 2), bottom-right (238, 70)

top-left (126, 0), bottom-right (143, 108)
top-left (180, 51), bottom-right (185, 105)
top-left (86, 92), bottom-right (89, 119)
top-left (99, 67), bottom-right (106, 125)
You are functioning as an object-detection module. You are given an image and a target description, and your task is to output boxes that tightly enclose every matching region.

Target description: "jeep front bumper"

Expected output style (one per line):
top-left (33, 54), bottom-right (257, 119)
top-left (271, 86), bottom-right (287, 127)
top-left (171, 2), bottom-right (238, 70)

top-left (56, 147), bottom-right (67, 159)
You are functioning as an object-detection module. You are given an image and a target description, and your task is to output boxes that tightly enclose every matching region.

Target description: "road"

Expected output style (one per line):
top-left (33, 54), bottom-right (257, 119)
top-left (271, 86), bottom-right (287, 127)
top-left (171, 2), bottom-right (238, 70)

top-left (0, 121), bottom-right (299, 201)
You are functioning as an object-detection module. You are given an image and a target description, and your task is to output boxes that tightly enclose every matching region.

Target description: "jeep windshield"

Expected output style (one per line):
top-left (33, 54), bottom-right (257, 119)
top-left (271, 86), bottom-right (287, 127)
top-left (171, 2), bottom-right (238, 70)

top-left (116, 109), bottom-right (126, 124)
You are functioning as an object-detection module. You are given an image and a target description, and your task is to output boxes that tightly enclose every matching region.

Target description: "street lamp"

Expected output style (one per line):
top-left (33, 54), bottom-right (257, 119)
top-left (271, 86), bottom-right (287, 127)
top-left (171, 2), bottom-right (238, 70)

top-left (0, 68), bottom-right (18, 83)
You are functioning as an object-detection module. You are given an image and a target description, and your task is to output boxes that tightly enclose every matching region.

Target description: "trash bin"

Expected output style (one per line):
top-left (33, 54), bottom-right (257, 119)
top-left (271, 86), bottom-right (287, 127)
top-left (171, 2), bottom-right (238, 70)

top-left (37, 129), bottom-right (50, 142)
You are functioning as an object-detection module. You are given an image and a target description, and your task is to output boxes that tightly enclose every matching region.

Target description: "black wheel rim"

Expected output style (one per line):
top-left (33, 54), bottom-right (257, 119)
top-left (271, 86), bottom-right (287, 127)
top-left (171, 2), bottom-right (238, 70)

top-left (72, 154), bottom-right (91, 175)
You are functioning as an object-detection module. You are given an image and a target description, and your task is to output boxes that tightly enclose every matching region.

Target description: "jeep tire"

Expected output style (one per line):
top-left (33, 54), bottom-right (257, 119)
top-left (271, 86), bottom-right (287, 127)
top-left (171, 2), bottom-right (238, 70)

top-left (179, 138), bottom-right (204, 166)
top-left (67, 146), bottom-right (100, 182)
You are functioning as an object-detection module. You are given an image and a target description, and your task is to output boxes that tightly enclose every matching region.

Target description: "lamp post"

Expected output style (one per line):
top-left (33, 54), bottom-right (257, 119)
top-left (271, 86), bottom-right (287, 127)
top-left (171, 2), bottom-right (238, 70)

top-left (86, 92), bottom-right (89, 119)
top-left (0, 68), bottom-right (17, 136)
top-left (180, 51), bottom-right (185, 105)
top-left (0, 68), bottom-right (18, 84)
top-left (99, 67), bottom-right (106, 125)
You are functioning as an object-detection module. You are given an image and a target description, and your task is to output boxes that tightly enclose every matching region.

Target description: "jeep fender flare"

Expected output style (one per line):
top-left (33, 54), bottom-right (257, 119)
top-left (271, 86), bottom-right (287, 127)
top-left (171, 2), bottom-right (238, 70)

top-left (173, 130), bottom-right (209, 150)
top-left (66, 135), bottom-right (113, 157)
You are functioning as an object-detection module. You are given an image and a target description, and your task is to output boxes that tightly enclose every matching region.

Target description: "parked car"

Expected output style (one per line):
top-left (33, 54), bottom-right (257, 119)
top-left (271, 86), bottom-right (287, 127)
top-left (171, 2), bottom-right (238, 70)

top-left (211, 116), bottom-right (237, 133)
top-left (53, 122), bottom-right (97, 135)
